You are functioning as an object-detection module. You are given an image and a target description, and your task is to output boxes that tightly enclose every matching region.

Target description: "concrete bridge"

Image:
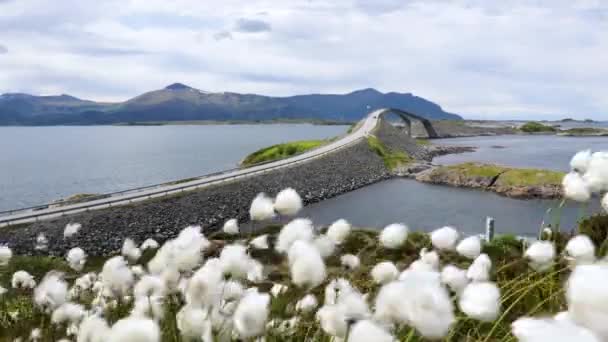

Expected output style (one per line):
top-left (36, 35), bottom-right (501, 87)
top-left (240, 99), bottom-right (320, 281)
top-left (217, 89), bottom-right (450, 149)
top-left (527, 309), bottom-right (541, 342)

top-left (0, 108), bottom-right (438, 228)
top-left (381, 108), bottom-right (439, 138)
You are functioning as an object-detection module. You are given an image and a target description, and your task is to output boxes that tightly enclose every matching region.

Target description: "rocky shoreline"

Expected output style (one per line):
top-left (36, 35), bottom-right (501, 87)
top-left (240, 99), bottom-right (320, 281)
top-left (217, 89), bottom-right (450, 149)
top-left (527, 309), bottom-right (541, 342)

top-left (413, 163), bottom-right (563, 200)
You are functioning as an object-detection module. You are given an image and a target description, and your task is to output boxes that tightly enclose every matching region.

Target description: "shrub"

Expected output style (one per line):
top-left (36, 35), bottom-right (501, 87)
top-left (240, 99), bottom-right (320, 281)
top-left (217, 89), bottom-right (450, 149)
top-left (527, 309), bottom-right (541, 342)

top-left (520, 122), bottom-right (556, 133)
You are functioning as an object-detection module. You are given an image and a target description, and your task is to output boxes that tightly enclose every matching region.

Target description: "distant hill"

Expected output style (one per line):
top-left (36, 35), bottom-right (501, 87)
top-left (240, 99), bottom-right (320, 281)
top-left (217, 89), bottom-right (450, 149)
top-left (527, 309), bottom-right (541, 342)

top-left (0, 83), bottom-right (462, 125)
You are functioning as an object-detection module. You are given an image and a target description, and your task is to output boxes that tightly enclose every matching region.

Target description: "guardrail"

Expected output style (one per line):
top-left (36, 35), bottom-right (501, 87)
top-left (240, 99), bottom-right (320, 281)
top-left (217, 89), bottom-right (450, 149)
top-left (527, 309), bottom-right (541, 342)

top-left (0, 147), bottom-right (320, 217)
top-left (0, 134), bottom-right (367, 227)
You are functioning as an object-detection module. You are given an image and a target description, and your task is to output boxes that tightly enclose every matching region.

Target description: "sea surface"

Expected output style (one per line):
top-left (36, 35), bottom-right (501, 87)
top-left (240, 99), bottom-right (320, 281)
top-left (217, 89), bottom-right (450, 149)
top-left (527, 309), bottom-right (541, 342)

top-left (0, 124), bottom-right (347, 211)
top-left (301, 178), bottom-right (602, 237)
top-left (434, 135), bottom-right (608, 171)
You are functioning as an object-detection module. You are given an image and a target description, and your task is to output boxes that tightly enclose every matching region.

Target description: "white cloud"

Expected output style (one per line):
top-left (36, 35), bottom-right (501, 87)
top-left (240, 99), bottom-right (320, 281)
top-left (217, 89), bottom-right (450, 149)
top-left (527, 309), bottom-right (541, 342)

top-left (0, 0), bottom-right (606, 119)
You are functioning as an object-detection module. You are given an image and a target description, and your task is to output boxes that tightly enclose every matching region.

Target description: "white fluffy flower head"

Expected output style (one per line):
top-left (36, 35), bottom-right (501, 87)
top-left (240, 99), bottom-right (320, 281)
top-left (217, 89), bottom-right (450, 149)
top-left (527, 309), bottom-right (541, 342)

top-left (249, 193), bottom-right (275, 221)
top-left (563, 172), bottom-right (591, 202)
top-left (0, 245), bottom-right (12, 266)
top-left (375, 271), bottom-right (454, 339)
top-left (379, 223), bottom-right (408, 249)
top-left (222, 218), bottom-right (239, 235)
top-left (274, 187), bottom-right (303, 216)
top-left (140, 239), bottom-right (159, 250)
top-left (34, 272), bottom-right (68, 311)
top-left (64, 222), bottom-right (82, 238)
top-left (340, 254), bottom-right (360, 270)
top-left (431, 226), bottom-right (459, 251)
top-left (565, 235), bottom-right (596, 265)
top-left (101, 256), bottom-right (134, 297)
top-left (296, 294), bottom-right (318, 313)
top-left (288, 240), bottom-right (327, 288)
top-left (441, 264), bottom-right (469, 295)
top-left (456, 236), bottom-right (482, 259)
top-left (326, 219), bottom-right (351, 245)
top-left (276, 218), bottom-right (314, 253)
top-left (583, 152), bottom-right (608, 192)
top-left (313, 234), bottom-right (336, 258)
top-left (571, 150), bottom-right (593, 174)
top-left (371, 261), bottom-right (399, 284)
top-left (233, 290), bottom-right (270, 339)
top-left (249, 234), bottom-right (269, 249)
top-left (12, 270), bottom-right (36, 289)
top-left (121, 238), bottom-right (142, 262)
top-left (459, 281), bottom-right (501, 322)
top-left (66, 247), bottom-right (87, 272)
top-left (525, 241), bottom-right (556, 272)
top-left (107, 317), bottom-right (160, 342)
top-left (512, 316), bottom-right (600, 342)
top-left (467, 253), bottom-right (492, 282)
top-left (348, 320), bottom-right (394, 342)
top-left (566, 264), bottom-right (608, 339)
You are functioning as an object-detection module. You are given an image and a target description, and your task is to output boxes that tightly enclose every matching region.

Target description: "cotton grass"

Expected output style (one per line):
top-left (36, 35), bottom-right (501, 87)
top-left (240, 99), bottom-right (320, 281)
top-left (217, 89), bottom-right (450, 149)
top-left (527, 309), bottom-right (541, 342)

top-left (375, 270), bottom-right (454, 339)
top-left (379, 223), bottom-right (408, 249)
top-left (0, 244), bottom-right (12, 266)
top-left (66, 247), bottom-right (87, 272)
top-left (222, 218), bottom-right (239, 235)
top-left (63, 223), bottom-right (82, 239)
top-left (249, 193), bottom-right (275, 221)
top-left (274, 187), bottom-right (303, 216)
top-left (326, 219), bottom-right (351, 244)
top-left (459, 282), bottom-right (501, 322)
top-left (456, 235), bottom-right (482, 259)
top-left (431, 226), bottom-right (459, 251)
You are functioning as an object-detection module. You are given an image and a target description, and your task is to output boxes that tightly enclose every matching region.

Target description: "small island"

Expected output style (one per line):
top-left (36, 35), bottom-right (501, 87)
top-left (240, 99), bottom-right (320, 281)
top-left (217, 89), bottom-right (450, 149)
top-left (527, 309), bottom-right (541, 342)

top-left (241, 140), bottom-right (328, 166)
top-left (519, 121), bottom-right (608, 136)
top-left (415, 162), bottom-right (564, 199)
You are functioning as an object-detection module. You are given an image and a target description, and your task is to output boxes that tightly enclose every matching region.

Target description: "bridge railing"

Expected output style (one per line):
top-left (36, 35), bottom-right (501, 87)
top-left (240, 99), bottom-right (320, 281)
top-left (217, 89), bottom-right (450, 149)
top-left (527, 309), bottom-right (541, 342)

top-left (0, 135), bottom-right (366, 227)
top-left (0, 154), bottom-right (298, 217)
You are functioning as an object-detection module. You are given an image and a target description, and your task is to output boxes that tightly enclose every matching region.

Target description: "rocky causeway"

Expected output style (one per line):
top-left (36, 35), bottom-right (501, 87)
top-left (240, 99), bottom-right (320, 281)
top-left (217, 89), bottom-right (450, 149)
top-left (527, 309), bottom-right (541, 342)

top-left (0, 118), bottom-right (563, 256)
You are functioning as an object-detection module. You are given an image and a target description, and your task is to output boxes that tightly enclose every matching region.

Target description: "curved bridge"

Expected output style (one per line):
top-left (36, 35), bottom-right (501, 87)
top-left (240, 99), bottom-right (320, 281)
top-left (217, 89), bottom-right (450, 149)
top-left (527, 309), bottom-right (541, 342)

top-left (379, 108), bottom-right (439, 138)
top-left (0, 108), bottom-right (438, 227)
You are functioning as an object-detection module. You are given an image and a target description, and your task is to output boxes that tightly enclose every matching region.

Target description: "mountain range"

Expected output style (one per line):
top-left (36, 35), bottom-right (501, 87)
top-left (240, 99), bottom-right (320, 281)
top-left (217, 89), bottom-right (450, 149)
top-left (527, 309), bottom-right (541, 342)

top-left (0, 83), bottom-right (462, 125)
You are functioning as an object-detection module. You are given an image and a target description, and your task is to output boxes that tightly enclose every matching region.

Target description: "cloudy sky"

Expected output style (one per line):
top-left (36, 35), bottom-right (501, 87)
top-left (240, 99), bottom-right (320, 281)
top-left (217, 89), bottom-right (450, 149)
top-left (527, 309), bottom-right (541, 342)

top-left (0, 0), bottom-right (606, 119)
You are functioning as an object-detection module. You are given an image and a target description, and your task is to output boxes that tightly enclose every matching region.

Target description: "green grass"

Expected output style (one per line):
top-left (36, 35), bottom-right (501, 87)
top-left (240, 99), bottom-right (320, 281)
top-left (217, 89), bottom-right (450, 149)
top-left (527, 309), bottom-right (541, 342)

top-left (3, 215), bottom-right (606, 341)
top-left (241, 140), bottom-right (327, 166)
top-left (499, 168), bottom-right (564, 186)
top-left (445, 163), bottom-right (505, 178)
top-left (415, 139), bottom-right (432, 146)
top-left (444, 163), bottom-right (564, 187)
top-left (520, 121), bottom-right (556, 133)
top-left (367, 136), bottom-right (413, 170)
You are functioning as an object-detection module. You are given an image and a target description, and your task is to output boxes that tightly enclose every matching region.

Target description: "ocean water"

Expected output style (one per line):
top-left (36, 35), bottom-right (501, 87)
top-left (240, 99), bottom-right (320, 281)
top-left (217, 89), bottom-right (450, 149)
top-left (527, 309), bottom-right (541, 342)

top-left (0, 124), bottom-right (347, 210)
top-left (434, 135), bottom-right (607, 171)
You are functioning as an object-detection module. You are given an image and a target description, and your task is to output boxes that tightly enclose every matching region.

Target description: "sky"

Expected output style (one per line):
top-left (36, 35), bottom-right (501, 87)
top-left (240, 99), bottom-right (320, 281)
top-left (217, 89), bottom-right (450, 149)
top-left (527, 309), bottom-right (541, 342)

top-left (0, 0), bottom-right (606, 120)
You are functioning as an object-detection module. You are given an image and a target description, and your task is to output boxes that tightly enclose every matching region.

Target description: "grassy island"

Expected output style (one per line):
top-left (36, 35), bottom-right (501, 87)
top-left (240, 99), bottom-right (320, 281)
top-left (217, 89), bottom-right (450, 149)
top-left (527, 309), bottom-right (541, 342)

top-left (444, 163), bottom-right (564, 187)
top-left (241, 140), bottom-right (327, 166)
top-left (416, 163), bottom-right (565, 198)
top-left (519, 121), bottom-right (557, 133)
